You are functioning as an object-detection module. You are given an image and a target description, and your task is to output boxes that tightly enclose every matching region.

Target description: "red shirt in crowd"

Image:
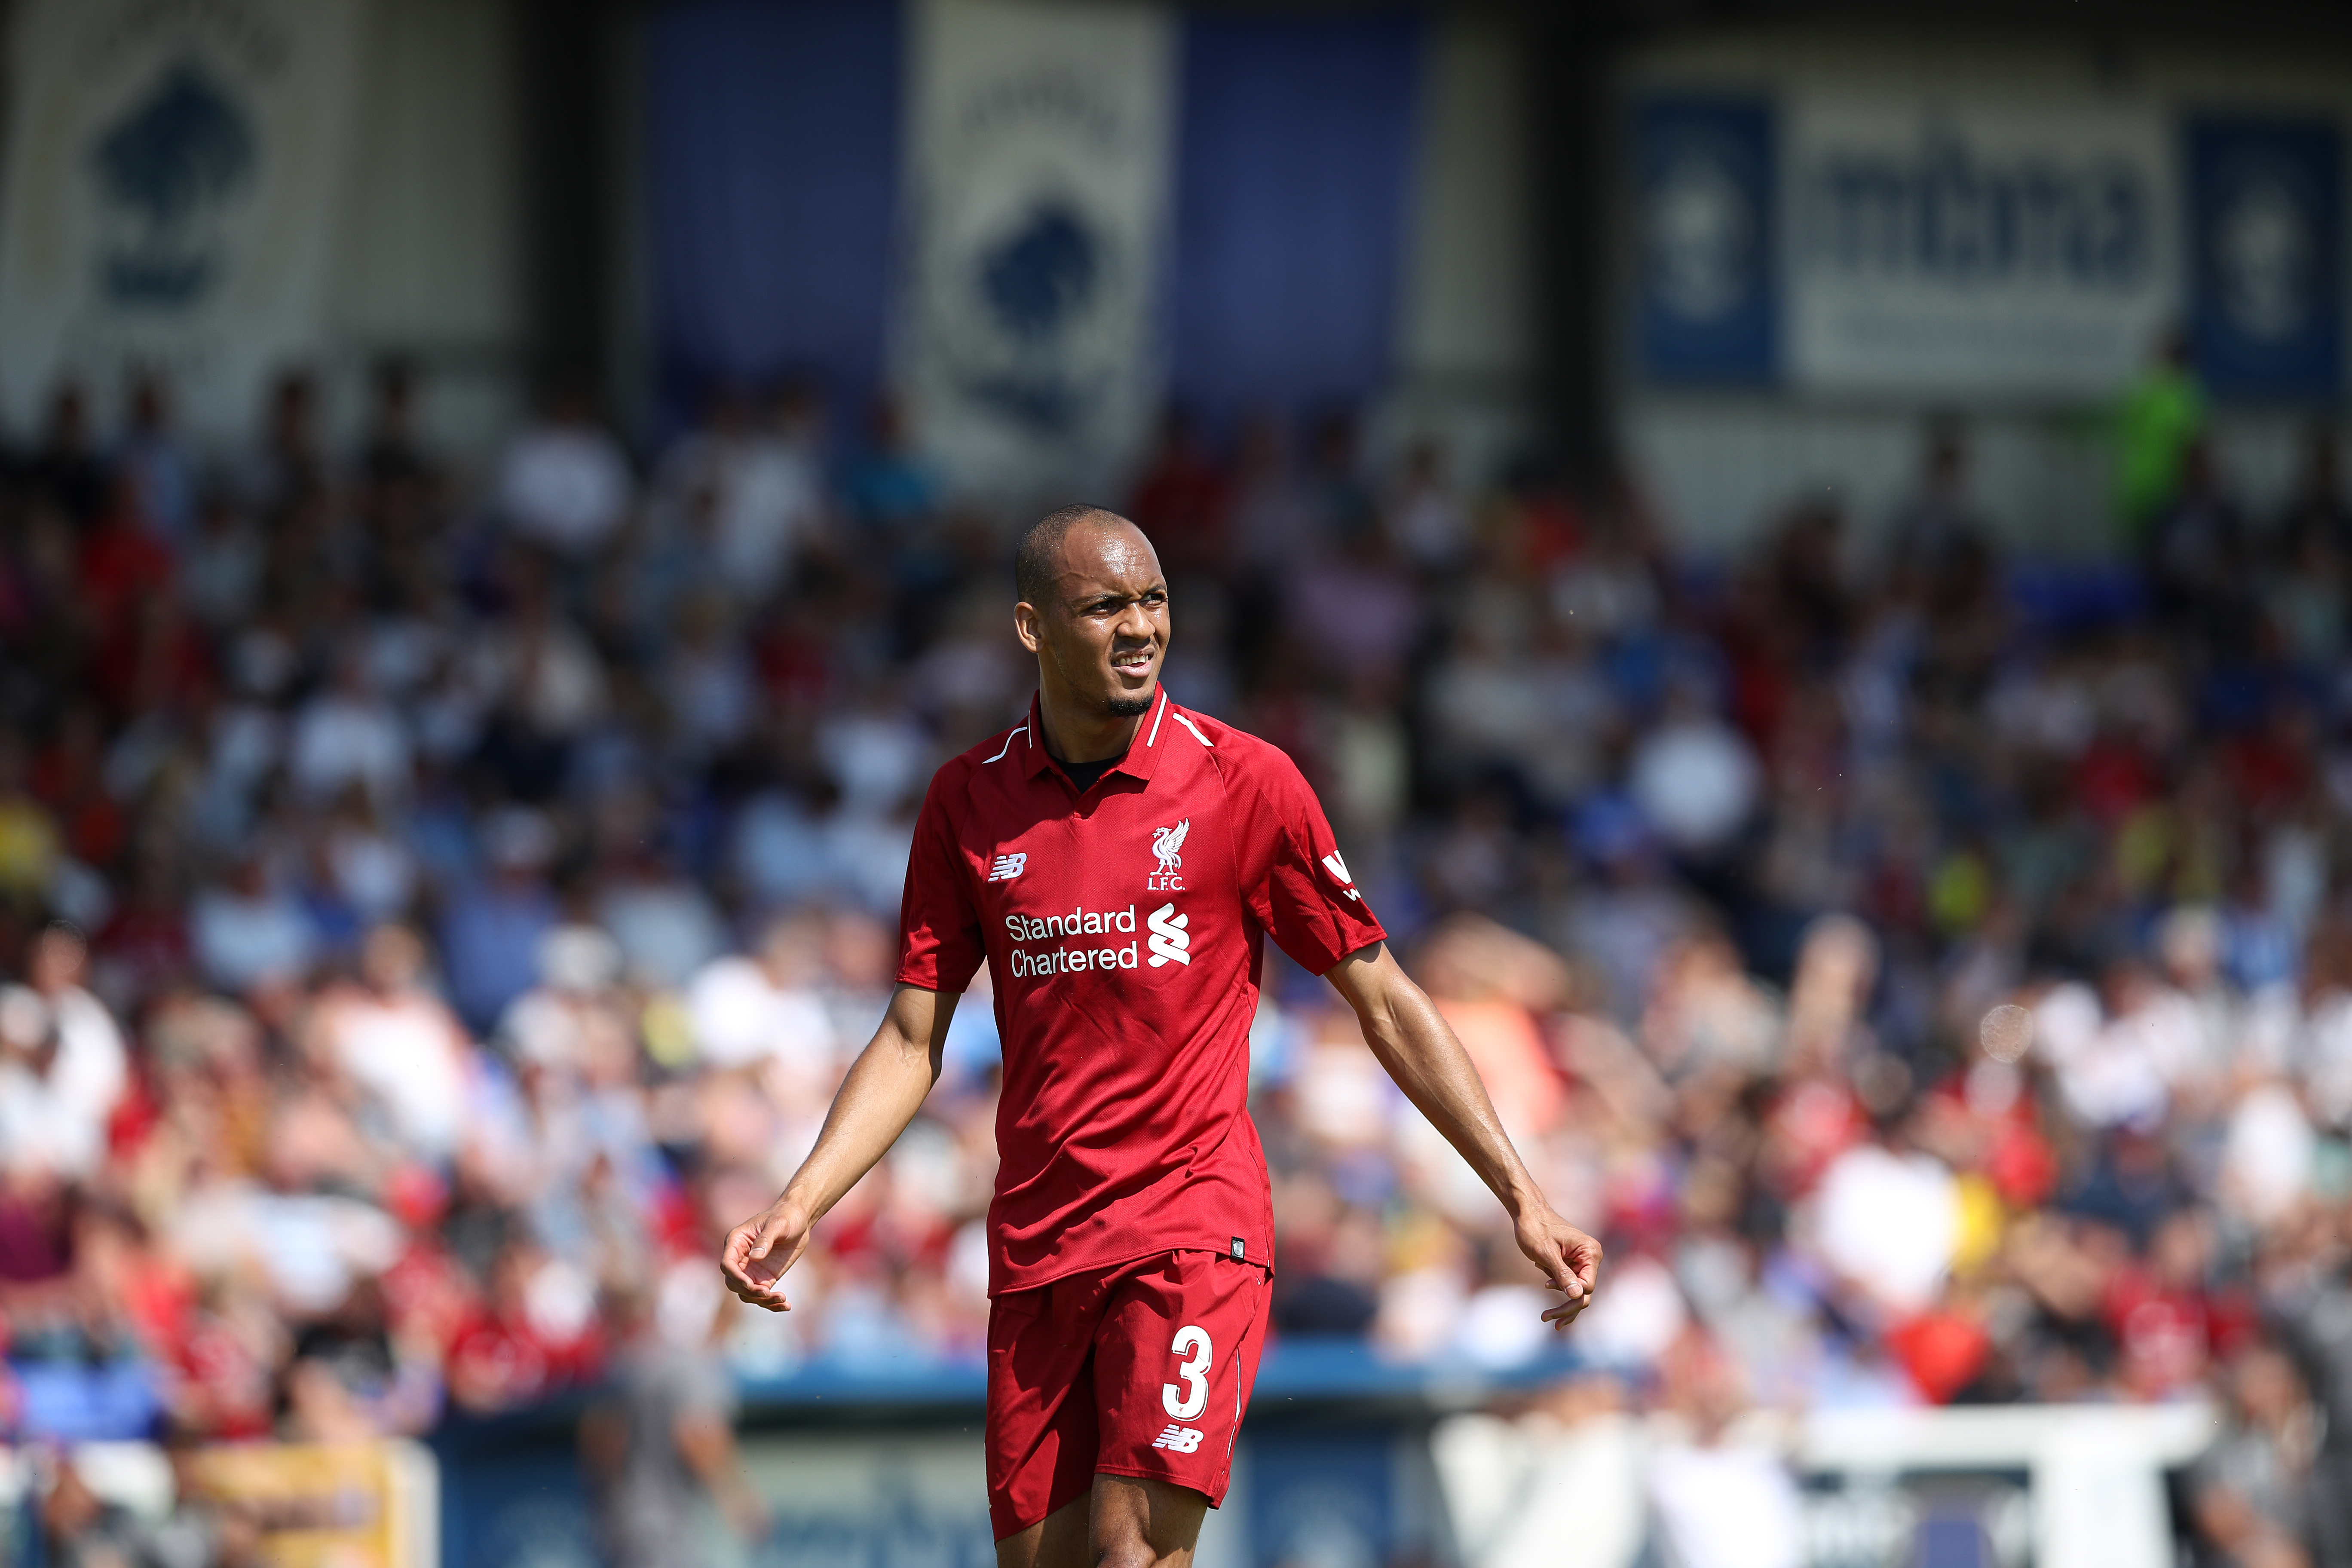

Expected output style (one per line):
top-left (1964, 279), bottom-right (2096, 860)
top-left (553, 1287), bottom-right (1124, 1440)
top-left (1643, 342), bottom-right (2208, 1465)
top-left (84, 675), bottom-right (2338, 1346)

top-left (897, 689), bottom-right (1387, 1295)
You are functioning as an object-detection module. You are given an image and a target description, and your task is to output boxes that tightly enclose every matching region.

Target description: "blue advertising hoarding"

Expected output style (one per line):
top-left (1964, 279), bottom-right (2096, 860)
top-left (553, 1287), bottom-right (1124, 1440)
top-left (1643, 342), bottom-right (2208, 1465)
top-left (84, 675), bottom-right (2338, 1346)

top-left (2186, 114), bottom-right (2345, 401)
top-left (1634, 95), bottom-right (1780, 386)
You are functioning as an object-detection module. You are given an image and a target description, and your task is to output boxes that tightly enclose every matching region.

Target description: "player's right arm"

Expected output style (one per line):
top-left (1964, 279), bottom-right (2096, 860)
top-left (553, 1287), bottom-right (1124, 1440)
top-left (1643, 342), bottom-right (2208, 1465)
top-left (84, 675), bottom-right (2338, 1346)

top-left (719, 982), bottom-right (959, 1311)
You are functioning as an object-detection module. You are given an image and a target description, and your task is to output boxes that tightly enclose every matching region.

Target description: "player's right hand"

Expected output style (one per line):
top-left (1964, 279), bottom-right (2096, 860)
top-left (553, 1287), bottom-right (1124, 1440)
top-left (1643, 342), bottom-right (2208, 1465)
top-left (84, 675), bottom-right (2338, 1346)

top-left (1515, 1204), bottom-right (1603, 1331)
top-left (721, 1200), bottom-right (812, 1312)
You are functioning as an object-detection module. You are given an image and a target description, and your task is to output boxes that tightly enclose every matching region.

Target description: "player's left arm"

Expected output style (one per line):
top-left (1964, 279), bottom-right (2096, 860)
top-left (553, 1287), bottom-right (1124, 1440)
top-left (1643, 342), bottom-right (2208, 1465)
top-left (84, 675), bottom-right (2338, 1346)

top-left (1324, 941), bottom-right (1602, 1328)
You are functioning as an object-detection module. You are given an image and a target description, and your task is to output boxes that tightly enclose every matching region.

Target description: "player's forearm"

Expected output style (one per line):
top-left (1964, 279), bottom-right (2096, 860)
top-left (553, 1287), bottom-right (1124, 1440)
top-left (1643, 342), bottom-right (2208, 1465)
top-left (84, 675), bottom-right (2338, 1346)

top-left (1365, 1003), bottom-right (1544, 1216)
top-left (1332, 950), bottom-right (1543, 1217)
top-left (775, 986), bottom-right (951, 1222)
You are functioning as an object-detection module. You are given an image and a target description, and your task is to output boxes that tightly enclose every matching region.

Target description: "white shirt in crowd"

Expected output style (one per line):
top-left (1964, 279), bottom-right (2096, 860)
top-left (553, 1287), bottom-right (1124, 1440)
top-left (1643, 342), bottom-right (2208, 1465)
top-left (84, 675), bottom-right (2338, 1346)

top-left (1811, 1140), bottom-right (1958, 1316)
top-left (686, 954), bottom-right (836, 1072)
top-left (0, 983), bottom-right (128, 1180)
top-left (499, 420), bottom-right (634, 557)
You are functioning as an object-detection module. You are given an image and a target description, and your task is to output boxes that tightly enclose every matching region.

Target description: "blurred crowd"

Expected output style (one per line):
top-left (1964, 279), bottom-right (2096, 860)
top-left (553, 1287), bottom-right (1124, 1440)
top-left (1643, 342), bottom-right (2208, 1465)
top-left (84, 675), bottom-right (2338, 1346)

top-left (4, 358), bottom-right (2352, 1558)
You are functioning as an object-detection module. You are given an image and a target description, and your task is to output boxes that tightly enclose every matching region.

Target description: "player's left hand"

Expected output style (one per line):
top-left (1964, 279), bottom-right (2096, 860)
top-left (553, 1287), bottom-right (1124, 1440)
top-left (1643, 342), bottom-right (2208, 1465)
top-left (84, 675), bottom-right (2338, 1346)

top-left (721, 1199), bottom-right (813, 1312)
top-left (1516, 1206), bottom-right (1602, 1330)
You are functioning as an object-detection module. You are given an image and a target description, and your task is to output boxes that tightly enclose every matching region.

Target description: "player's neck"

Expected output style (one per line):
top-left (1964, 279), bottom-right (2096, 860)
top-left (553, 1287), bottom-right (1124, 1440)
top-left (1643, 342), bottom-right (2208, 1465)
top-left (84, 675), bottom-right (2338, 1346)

top-left (1035, 680), bottom-right (1149, 765)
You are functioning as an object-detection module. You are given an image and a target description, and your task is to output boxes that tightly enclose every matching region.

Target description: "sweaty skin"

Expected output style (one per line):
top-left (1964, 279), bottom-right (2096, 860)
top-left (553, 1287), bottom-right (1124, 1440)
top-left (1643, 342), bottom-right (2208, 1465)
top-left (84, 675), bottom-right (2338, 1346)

top-left (1015, 513), bottom-right (1170, 763)
top-left (720, 515), bottom-right (1602, 1568)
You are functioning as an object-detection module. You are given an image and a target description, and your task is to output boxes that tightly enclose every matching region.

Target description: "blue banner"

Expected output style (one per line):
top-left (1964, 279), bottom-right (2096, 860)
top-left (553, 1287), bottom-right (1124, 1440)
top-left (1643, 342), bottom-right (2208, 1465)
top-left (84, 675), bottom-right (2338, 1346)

top-left (1167, 10), bottom-right (1424, 418)
top-left (646, 0), bottom-right (903, 426)
top-left (1635, 95), bottom-right (1779, 385)
top-left (2186, 114), bottom-right (2344, 401)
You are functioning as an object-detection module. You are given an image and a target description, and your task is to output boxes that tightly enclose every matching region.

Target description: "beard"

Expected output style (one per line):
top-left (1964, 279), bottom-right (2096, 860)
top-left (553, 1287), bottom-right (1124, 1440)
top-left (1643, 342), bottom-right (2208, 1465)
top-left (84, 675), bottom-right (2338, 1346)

top-left (1105, 692), bottom-right (1155, 718)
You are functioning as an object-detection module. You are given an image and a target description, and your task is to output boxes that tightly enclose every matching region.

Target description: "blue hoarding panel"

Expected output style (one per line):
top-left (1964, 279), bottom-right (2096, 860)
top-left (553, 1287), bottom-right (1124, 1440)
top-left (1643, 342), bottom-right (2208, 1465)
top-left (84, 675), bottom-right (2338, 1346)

top-left (1248, 1432), bottom-right (1397, 1567)
top-left (2187, 114), bottom-right (2344, 401)
top-left (646, 0), bottom-right (903, 427)
top-left (1169, 10), bottom-right (1424, 418)
top-left (1635, 95), bottom-right (1780, 385)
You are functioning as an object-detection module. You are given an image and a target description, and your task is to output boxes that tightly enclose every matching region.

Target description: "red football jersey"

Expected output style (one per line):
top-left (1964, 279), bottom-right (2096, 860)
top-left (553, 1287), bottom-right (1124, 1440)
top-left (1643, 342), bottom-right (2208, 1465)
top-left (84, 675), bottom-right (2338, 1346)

top-left (897, 689), bottom-right (1387, 1294)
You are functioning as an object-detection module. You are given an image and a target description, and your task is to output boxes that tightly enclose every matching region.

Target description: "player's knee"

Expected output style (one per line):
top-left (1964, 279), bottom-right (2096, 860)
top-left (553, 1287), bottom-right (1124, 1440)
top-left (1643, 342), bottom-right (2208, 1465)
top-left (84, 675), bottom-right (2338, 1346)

top-left (1090, 1540), bottom-right (1179, 1568)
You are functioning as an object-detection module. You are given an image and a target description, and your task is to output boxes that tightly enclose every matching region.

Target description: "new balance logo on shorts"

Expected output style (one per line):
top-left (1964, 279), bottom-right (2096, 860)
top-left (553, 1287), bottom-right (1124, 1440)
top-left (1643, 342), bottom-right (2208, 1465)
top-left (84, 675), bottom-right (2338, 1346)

top-left (1151, 1425), bottom-right (1205, 1454)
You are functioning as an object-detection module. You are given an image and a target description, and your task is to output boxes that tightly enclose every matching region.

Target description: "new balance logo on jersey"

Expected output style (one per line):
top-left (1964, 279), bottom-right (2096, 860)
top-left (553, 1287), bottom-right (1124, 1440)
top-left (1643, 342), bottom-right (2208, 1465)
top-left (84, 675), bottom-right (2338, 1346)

top-left (1321, 851), bottom-right (1361, 901)
top-left (1147, 903), bottom-right (1191, 967)
top-left (988, 851), bottom-right (1028, 882)
top-left (1151, 1425), bottom-right (1205, 1454)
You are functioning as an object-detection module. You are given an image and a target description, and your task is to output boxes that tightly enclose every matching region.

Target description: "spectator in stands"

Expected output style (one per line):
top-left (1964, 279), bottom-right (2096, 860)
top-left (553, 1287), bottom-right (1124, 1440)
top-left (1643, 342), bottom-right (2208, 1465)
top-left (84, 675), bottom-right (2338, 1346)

top-left (117, 371), bottom-right (196, 547)
top-left (237, 370), bottom-right (327, 524)
top-left (2117, 327), bottom-right (2206, 541)
top-left (190, 849), bottom-right (318, 997)
top-left (1128, 406), bottom-right (1230, 577)
top-left (2191, 1344), bottom-right (2315, 1568)
top-left (498, 382), bottom-right (636, 562)
top-left (439, 807), bottom-right (560, 1031)
top-left (840, 395), bottom-right (936, 536)
top-left (309, 924), bottom-right (477, 1166)
top-left (585, 1272), bottom-right (769, 1568)
top-left (1885, 421), bottom-right (1993, 583)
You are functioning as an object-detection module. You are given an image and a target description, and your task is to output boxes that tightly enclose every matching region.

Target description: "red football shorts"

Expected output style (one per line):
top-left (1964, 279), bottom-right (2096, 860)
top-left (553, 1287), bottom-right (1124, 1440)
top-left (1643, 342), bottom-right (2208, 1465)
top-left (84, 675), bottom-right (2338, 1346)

top-left (984, 1248), bottom-right (1272, 1540)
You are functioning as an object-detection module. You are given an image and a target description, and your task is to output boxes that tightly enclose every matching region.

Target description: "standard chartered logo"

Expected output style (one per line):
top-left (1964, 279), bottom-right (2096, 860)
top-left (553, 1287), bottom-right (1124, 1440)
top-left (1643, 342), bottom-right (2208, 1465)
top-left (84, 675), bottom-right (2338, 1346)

top-left (1147, 903), bottom-right (1191, 967)
top-left (1005, 903), bottom-right (1138, 979)
top-left (998, 901), bottom-right (1192, 980)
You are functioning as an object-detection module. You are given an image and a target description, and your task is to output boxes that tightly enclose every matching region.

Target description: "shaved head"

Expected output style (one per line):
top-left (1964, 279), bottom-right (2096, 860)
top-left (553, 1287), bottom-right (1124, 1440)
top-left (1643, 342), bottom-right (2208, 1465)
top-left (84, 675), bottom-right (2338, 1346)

top-left (1016, 505), bottom-right (1134, 607)
top-left (1010, 506), bottom-right (1169, 738)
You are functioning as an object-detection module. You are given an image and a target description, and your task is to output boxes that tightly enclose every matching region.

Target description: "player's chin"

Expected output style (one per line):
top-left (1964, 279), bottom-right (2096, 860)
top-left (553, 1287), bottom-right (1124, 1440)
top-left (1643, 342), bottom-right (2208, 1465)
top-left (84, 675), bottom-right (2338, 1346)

top-left (1101, 672), bottom-right (1158, 716)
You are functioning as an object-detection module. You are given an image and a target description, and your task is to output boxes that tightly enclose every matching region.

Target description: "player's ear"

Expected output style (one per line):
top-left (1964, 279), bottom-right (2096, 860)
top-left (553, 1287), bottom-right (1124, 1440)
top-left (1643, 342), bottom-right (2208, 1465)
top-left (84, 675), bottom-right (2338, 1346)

top-left (1013, 601), bottom-right (1043, 653)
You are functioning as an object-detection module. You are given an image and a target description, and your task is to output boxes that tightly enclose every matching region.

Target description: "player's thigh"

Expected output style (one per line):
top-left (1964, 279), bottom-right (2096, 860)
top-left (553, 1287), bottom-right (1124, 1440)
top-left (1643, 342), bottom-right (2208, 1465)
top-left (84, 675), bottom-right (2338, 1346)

top-left (986, 1284), bottom-right (1102, 1542)
top-left (1090, 1251), bottom-right (1269, 1498)
top-left (1090, 1472), bottom-right (1210, 1567)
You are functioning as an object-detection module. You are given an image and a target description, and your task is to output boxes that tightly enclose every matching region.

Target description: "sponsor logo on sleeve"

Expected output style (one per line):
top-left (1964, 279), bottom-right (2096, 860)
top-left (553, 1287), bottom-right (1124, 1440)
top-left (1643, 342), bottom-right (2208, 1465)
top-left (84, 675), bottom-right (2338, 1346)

top-left (987, 851), bottom-right (1028, 882)
top-left (1321, 850), bottom-right (1361, 901)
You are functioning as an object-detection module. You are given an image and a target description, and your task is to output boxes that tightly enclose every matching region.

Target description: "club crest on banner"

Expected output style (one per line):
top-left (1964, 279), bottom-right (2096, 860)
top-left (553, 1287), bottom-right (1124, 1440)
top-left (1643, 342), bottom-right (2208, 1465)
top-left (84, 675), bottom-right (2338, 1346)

top-left (936, 154), bottom-right (1124, 436)
top-left (906, 0), bottom-right (1175, 498)
top-left (0, 0), bottom-right (369, 441)
top-left (2188, 116), bottom-right (2343, 399)
top-left (1648, 141), bottom-right (1758, 326)
top-left (1634, 96), bottom-right (1778, 385)
top-left (94, 61), bottom-right (257, 308)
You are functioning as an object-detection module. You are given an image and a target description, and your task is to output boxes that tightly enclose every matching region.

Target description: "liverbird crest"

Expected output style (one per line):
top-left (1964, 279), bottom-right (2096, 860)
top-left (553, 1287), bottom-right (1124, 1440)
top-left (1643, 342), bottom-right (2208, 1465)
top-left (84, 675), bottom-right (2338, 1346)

top-left (1152, 819), bottom-right (1190, 875)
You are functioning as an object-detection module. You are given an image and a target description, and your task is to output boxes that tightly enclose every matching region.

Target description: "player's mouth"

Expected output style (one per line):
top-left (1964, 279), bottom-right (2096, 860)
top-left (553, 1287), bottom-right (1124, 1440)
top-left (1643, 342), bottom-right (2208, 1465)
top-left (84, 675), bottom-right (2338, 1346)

top-left (1109, 647), bottom-right (1156, 680)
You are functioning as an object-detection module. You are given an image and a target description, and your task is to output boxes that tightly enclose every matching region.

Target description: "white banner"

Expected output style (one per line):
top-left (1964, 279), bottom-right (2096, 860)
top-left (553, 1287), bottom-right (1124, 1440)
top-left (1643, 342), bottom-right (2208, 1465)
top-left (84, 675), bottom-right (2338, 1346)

top-left (1785, 96), bottom-right (2177, 395)
top-left (902, 0), bottom-right (1176, 501)
top-left (1437, 1402), bottom-right (2216, 1568)
top-left (0, 0), bottom-right (370, 442)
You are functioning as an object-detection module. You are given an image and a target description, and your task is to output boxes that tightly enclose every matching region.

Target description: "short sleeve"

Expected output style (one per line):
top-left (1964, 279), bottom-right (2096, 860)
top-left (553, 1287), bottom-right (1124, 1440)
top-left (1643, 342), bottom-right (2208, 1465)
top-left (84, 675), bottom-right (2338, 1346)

top-left (1234, 745), bottom-right (1388, 975)
top-left (896, 770), bottom-right (985, 991)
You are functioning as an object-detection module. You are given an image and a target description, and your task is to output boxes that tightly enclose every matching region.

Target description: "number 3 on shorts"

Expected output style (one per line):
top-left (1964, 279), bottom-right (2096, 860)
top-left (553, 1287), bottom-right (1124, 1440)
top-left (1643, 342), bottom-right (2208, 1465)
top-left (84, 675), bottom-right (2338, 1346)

top-left (1163, 1325), bottom-right (1212, 1420)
